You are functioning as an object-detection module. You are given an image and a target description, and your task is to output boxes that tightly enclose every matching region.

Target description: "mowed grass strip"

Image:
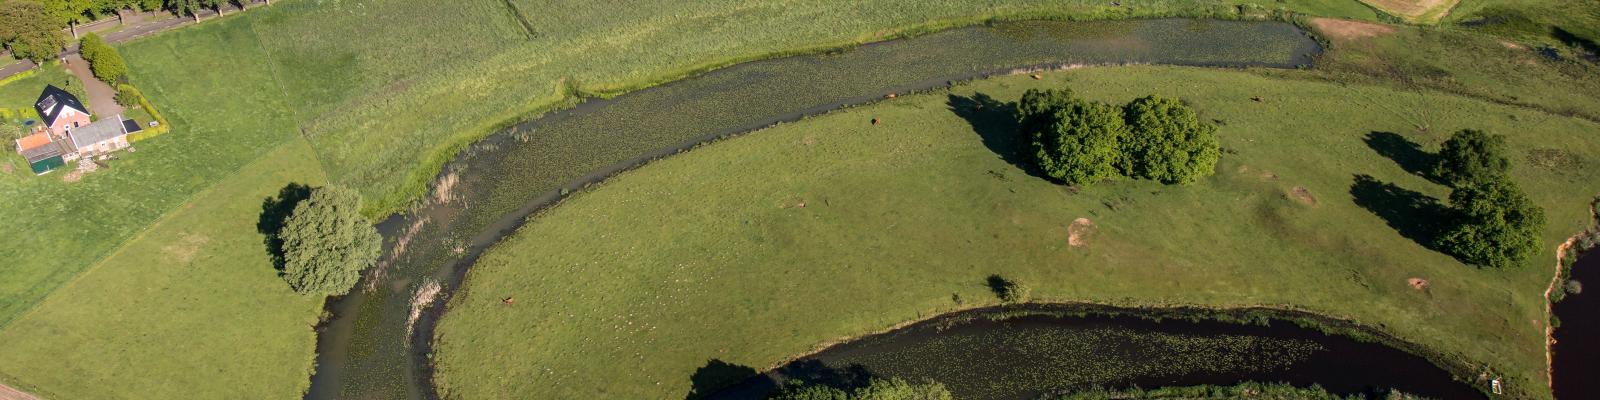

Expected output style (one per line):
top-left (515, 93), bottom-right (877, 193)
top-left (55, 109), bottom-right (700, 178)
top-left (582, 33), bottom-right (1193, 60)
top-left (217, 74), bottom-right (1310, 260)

top-left (0, 14), bottom-right (299, 328)
top-left (435, 67), bottom-right (1600, 399)
top-left (0, 138), bottom-right (326, 399)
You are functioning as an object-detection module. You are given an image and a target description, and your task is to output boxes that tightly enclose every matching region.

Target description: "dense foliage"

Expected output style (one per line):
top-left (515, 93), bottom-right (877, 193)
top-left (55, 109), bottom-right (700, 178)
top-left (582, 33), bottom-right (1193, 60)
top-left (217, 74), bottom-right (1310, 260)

top-left (78, 33), bottom-right (126, 83)
top-left (1016, 88), bottom-right (1219, 186)
top-left (0, 1), bottom-right (66, 64)
top-left (1436, 178), bottom-right (1546, 269)
top-left (772, 378), bottom-right (953, 400)
top-left (1120, 95), bottom-right (1220, 184)
top-left (278, 186), bottom-right (382, 296)
top-left (0, 122), bottom-right (22, 152)
top-left (1044, 382), bottom-right (1425, 400)
top-left (1025, 95), bottom-right (1126, 186)
top-left (1432, 129), bottom-right (1510, 187)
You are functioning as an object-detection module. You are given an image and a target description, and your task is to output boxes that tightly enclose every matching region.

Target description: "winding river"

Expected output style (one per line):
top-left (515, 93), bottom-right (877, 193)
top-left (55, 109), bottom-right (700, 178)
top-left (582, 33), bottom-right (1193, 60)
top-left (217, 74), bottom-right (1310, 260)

top-left (300, 18), bottom-right (1376, 400)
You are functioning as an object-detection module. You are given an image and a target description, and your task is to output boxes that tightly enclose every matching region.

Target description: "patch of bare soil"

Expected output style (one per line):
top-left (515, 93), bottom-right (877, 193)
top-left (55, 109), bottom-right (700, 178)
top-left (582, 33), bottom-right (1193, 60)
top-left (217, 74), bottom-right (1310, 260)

top-left (1358, 0), bottom-right (1457, 20)
top-left (1500, 40), bottom-right (1526, 50)
top-left (1068, 217), bottom-right (1094, 247)
top-left (1309, 18), bottom-right (1396, 42)
top-left (161, 233), bottom-right (211, 265)
top-left (0, 382), bottom-right (41, 400)
top-left (1408, 277), bottom-right (1430, 291)
top-left (1288, 186), bottom-right (1317, 206)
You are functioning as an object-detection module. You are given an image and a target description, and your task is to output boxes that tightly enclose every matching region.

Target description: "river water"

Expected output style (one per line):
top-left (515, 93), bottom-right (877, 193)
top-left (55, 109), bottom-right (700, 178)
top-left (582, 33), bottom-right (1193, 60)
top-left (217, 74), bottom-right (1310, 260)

top-left (1553, 254), bottom-right (1600, 399)
top-left (709, 305), bottom-right (1484, 399)
top-left (303, 19), bottom-right (1323, 400)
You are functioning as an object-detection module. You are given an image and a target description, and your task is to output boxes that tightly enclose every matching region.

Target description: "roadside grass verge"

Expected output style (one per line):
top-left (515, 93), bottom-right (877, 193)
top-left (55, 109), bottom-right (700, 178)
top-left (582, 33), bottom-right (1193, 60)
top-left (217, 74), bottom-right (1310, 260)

top-left (434, 67), bottom-right (1600, 399)
top-left (0, 138), bottom-right (326, 399)
top-left (0, 14), bottom-right (298, 328)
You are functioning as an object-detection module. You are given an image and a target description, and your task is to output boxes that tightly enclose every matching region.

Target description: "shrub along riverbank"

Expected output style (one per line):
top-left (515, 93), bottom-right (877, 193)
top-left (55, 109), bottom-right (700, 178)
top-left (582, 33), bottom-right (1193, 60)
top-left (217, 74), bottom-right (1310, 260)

top-left (434, 66), bottom-right (1600, 399)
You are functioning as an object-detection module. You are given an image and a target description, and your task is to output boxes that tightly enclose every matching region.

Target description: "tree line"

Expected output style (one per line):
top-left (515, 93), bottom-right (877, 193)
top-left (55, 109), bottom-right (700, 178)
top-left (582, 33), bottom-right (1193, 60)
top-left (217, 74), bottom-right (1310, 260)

top-left (1, 0), bottom-right (261, 63)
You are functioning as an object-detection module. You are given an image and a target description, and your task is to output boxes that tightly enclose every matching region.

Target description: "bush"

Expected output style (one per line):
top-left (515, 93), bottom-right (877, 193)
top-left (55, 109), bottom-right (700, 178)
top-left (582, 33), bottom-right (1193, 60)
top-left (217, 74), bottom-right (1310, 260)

top-left (1120, 96), bottom-right (1220, 184)
top-left (1436, 179), bottom-right (1546, 269)
top-left (115, 84), bottom-right (142, 107)
top-left (773, 378), bottom-right (952, 400)
top-left (1019, 91), bottom-right (1126, 186)
top-left (987, 275), bottom-right (1031, 303)
top-left (79, 33), bottom-right (129, 84)
top-left (1433, 129), bottom-right (1510, 187)
top-left (277, 186), bottom-right (383, 296)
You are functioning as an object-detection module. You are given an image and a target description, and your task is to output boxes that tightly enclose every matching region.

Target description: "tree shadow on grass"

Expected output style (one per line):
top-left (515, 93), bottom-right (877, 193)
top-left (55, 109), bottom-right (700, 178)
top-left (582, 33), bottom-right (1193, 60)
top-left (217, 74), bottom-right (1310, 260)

top-left (257, 182), bottom-right (313, 275)
top-left (685, 359), bottom-right (760, 400)
top-left (1349, 174), bottom-right (1450, 252)
top-left (948, 93), bottom-right (1049, 181)
top-left (693, 359), bottom-right (877, 399)
top-left (1363, 131), bottom-right (1442, 184)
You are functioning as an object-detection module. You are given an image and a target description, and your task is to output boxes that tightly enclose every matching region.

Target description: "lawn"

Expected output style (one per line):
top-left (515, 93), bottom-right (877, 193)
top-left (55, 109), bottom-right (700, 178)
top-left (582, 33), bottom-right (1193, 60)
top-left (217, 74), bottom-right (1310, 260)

top-left (0, 11), bottom-right (299, 338)
top-left (0, 63), bottom-right (85, 124)
top-left (433, 67), bottom-right (1600, 399)
top-left (0, 138), bottom-right (326, 399)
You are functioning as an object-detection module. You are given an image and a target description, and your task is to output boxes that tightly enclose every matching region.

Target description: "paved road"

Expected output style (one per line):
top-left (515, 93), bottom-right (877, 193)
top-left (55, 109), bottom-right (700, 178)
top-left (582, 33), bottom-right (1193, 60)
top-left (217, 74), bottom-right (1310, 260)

top-left (64, 54), bottom-right (123, 117)
top-left (0, 1), bottom-right (266, 81)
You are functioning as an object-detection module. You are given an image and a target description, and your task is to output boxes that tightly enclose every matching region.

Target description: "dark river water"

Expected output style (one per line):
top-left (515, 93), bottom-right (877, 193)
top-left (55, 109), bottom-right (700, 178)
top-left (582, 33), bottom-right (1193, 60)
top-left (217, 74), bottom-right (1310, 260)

top-left (302, 18), bottom-right (1334, 400)
top-left (708, 305), bottom-right (1485, 399)
top-left (1553, 254), bottom-right (1600, 400)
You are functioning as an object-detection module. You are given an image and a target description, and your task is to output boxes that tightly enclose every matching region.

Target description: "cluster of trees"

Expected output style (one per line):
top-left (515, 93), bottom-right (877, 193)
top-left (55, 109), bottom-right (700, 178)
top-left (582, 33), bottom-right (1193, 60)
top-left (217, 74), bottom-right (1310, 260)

top-left (1432, 129), bottom-right (1546, 269)
top-left (1043, 382), bottom-right (1422, 400)
top-left (78, 32), bottom-right (125, 83)
top-left (263, 185), bottom-right (382, 296)
top-left (772, 377), bottom-right (952, 400)
top-left (1017, 88), bottom-right (1220, 186)
top-left (0, 0), bottom-right (258, 63)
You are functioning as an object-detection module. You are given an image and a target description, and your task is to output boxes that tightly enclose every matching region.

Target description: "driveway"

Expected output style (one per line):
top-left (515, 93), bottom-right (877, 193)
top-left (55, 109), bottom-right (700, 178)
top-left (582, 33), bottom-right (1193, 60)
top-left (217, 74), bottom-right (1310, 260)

top-left (64, 54), bottom-right (123, 117)
top-left (0, 382), bottom-right (39, 400)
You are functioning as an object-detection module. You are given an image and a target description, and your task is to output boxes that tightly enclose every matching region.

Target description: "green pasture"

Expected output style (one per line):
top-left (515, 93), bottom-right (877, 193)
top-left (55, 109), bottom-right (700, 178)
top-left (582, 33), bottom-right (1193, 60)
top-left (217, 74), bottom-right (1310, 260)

top-left (0, 138), bottom-right (326, 399)
top-left (434, 67), bottom-right (1600, 399)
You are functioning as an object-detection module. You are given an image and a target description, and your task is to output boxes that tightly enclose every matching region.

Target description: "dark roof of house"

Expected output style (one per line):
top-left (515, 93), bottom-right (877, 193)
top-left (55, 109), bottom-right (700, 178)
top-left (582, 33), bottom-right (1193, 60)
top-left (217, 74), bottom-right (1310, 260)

top-left (35, 84), bottom-right (88, 128)
top-left (69, 117), bottom-right (127, 149)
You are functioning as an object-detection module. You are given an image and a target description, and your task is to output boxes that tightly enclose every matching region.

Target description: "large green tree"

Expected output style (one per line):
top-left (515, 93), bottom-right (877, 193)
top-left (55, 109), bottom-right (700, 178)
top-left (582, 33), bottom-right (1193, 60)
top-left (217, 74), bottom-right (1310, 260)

top-left (773, 378), bottom-right (953, 400)
top-left (1016, 88), bottom-right (1076, 136)
top-left (1025, 97), bottom-right (1127, 186)
top-left (0, 1), bottom-right (67, 63)
top-left (1119, 95), bottom-right (1220, 184)
top-left (1433, 129), bottom-right (1511, 187)
top-left (278, 186), bottom-right (382, 296)
top-left (1436, 178), bottom-right (1545, 269)
top-left (78, 32), bottom-right (126, 83)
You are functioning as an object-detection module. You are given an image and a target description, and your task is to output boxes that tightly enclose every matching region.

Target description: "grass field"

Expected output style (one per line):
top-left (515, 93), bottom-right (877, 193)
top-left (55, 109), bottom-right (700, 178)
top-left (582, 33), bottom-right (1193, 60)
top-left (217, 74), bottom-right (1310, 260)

top-left (0, 0), bottom-right (1595, 398)
top-left (0, 138), bottom-right (326, 399)
top-left (433, 67), bottom-right (1600, 399)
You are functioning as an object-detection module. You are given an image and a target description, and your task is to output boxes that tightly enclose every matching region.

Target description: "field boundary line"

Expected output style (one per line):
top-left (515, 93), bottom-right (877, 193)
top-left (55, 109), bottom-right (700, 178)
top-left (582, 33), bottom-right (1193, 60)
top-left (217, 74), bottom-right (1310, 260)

top-left (0, 138), bottom-right (306, 332)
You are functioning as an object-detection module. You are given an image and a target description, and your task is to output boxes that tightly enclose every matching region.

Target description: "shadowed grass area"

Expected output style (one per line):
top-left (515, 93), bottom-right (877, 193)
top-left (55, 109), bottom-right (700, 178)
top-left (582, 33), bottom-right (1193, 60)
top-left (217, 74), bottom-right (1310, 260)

top-left (0, 138), bottom-right (327, 399)
top-left (435, 67), bottom-right (1600, 399)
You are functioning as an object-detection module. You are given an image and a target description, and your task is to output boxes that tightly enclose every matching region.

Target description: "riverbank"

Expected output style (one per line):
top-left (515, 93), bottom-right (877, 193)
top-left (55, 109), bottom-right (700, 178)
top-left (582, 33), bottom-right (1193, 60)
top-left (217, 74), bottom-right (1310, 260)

top-left (432, 65), bottom-right (1599, 399)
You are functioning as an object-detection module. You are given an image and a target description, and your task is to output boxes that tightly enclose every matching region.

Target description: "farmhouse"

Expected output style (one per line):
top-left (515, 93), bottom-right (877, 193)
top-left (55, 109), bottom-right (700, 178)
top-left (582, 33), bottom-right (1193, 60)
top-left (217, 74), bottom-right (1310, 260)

top-left (35, 84), bottom-right (90, 136)
top-left (12, 86), bottom-right (137, 174)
